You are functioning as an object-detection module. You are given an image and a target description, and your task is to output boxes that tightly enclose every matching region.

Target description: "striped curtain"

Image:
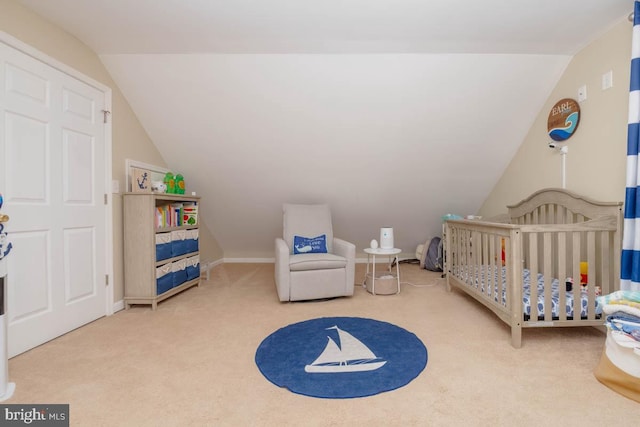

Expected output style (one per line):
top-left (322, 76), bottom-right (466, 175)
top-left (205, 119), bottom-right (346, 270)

top-left (622, 0), bottom-right (640, 292)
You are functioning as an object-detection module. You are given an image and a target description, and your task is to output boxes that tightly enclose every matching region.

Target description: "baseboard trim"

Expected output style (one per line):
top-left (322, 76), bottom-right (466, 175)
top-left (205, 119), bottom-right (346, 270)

top-left (112, 299), bottom-right (125, 313)
top-left (205, 257), bottom-right (409, 264)
top-left (197, 256), bottom-right (413, 266)
top-left (220, 258), bottom-right (376, 263)
top-left (223, 257), bottom-right (274, 263)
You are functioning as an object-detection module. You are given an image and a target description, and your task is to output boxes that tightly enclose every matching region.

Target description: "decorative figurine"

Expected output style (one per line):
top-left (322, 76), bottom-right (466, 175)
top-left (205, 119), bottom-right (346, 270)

top-left (164, 172), bottom-right (176, 194)
top-left (175, 174), bottom-right (185, 194)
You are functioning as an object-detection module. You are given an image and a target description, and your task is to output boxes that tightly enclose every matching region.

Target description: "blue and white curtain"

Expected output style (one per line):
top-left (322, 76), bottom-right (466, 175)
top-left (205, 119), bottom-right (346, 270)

top-left (622, 0), bottom-right (640, 292)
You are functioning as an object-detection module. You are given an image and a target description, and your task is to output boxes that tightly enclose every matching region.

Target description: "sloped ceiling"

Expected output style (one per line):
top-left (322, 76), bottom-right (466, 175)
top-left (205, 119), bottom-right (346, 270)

top-left (17, 0), bottom-right (634, 258)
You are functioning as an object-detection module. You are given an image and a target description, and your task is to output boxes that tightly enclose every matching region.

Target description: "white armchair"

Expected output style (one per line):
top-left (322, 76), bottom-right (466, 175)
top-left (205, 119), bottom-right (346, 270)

top-left (275, 204), bottom-right (355, 302)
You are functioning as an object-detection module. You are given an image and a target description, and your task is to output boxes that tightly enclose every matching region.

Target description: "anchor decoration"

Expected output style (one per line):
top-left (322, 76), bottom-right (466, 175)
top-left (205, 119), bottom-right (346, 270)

top-left (136, 171), bottom-right (149, 190)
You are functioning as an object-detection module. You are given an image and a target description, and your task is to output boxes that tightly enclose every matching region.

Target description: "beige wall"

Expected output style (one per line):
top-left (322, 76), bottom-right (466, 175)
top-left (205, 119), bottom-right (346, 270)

top-left (479, 19), bottom-right (632, 217)
top-left (0, 0), bottom-right (223, 303)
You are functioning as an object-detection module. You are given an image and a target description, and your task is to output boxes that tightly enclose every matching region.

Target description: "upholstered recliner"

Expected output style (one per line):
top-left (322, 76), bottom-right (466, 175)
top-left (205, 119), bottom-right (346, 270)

top-left (275, 204), bottom-right (355, 302)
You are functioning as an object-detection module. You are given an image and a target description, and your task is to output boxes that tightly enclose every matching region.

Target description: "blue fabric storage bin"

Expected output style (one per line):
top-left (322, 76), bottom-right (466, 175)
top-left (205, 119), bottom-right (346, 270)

top-left (186, 255), bottom-right (200, 280)
top-left (186, 229), bottom-right (199, 253)
top-left (171, 230), bottom-right (187, 257)
top-left (172, 258), bottom-right (187, 287)
top-left (155, 232), bottom-right (172, 261)
top-left (156, 263), bottom-right (173, 295)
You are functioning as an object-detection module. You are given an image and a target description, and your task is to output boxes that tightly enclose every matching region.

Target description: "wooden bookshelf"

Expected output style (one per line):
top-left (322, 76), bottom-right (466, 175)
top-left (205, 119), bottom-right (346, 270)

top-left (123, 193), bottom-right (201, 310)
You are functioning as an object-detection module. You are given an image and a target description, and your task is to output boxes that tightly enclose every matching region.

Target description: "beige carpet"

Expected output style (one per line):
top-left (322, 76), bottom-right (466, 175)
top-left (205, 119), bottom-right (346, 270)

top-left (5, 263), bottom-right (639, 426)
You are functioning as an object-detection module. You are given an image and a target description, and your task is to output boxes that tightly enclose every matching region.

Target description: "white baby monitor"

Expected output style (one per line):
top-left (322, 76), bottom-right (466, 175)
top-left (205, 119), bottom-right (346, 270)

top-left (370, 239), bottom-right (379, 249)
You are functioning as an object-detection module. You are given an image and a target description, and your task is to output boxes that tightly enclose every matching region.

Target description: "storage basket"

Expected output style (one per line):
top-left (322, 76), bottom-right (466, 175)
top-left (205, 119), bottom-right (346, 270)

top-left (186, 255), bottom-right (200, 280)
top-left (365, 272), bottom-right (398, 295)
top-left (155, 232), bottom-right (172, 261)
top-left (185, 229), bottom-right (199, 254)
top-left (171, 229), bottom-right (187, 257)
top-left (172, 258), bottom-right (187, 287)
top-left (156, 263), bottom-right (173, 295)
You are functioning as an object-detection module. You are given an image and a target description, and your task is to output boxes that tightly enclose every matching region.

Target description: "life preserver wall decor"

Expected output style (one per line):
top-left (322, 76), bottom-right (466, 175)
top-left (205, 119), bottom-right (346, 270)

top-left (547, 98), bottom-right (580, 142)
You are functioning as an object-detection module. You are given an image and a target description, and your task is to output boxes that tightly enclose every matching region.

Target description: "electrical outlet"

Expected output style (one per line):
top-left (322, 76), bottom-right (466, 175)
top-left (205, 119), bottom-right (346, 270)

top-left (578, 85), bottom-right (587, 102)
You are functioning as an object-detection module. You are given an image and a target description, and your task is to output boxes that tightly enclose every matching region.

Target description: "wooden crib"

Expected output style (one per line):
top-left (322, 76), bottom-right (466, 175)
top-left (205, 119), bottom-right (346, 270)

top-left (444, 188), bottom-right (623, 348)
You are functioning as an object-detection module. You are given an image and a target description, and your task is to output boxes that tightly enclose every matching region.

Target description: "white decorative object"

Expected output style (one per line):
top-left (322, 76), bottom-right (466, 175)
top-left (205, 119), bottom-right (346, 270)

top-left (151, 181), bottom-right (167, 193)
top-left (370, 239), bottom-right (378, 249)
top-left (0, 260), bottom-right (15, 401)
top-left (380, 227), bottom-right (394, 249)
top-left (125, 159), bottom-right (170, 193)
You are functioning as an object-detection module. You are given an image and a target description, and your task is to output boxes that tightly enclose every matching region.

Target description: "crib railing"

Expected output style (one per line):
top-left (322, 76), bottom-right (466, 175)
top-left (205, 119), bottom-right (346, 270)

top-left (518, 218), bottom-right (619, 322)
top-left (446, 220), bottom-right (523, 336)
top-left (445, 215), bottom-right (620, 348)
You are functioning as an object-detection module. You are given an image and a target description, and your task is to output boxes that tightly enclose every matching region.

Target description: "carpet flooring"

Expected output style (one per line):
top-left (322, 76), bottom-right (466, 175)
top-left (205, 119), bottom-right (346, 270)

top-left (4, 263), bottom-right (640, 426)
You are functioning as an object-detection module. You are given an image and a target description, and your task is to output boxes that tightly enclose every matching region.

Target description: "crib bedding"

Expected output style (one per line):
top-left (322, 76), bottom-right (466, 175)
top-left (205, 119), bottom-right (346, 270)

top-left (455, 265), bottom-right (601, 319)
top-left (445, 188), bottom-right (623, 348)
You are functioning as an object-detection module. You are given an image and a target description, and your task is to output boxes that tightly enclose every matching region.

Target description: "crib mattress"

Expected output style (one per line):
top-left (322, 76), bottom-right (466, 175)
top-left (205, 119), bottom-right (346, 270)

top-left (455, 266), bottom-right (601, 319)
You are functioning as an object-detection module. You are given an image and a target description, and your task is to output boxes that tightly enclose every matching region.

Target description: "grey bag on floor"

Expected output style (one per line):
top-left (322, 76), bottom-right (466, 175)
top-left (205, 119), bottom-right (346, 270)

top-left (420, 237), bottom-right (443, 272)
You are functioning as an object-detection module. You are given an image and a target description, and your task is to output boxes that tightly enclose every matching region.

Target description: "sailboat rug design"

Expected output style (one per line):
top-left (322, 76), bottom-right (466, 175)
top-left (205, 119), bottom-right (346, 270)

top-left (255, 317), bottom-right (428, 399)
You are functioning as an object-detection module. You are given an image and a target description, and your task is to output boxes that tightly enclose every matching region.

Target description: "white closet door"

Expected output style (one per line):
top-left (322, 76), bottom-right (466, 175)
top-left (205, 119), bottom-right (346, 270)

top-left (0, 41), bottom-right (107, 357)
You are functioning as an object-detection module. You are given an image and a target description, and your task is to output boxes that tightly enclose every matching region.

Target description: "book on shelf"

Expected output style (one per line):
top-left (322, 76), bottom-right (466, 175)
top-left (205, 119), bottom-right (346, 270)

top-left (183, 202), bottom-right (198, 226)
top-left (155, 201), bottom-right (198, 229)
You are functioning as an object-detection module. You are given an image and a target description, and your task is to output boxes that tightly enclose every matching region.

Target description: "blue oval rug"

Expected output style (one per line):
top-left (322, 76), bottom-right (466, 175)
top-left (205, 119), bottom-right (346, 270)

top-left (255, 317), bottom-right (427, 399)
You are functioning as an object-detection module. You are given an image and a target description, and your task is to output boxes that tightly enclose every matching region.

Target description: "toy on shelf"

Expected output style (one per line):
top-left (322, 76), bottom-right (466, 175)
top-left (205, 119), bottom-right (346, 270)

top-left (175, 174), bottom-right (185, 194)
top-left (164, 172), bottom-right (176, 194)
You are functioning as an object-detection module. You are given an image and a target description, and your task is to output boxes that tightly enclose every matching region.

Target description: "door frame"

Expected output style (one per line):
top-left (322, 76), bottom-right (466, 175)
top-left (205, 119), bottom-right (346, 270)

top-left (0, 31), bottom-right (114, 315)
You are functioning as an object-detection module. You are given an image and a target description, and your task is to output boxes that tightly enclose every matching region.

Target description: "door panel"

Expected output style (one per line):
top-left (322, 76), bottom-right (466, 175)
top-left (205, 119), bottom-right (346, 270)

top-left (8, 230), bottom-right (50, 322)
top-left (4, 112), bottom-right (48, 202)
top-left (62, 87), bottom-right (94, 122)
top-left (63, 129), bottom-right (94, 203)
top-left (64, 228), bottom-right (96, 303)
top-left (5, 62), bottom-right (49, 106)
top-left (0, 40), bottom-right (107, 357)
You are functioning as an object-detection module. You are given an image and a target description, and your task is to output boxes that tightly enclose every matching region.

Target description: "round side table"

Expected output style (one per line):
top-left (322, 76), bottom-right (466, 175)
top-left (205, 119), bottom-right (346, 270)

top-left (363, 247), bottom-right (401, 295)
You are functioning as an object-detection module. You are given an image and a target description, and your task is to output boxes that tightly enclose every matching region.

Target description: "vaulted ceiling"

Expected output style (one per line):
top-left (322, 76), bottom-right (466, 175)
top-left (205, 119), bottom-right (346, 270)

top-left (17, 0), bottom-right (634, 257)
top-left (16, 0), bottom-right (633, 55)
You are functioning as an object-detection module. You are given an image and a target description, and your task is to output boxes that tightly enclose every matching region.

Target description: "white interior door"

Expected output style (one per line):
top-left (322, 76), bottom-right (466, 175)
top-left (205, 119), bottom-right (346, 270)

top-left (0, 40), bottom-right (108, 357)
